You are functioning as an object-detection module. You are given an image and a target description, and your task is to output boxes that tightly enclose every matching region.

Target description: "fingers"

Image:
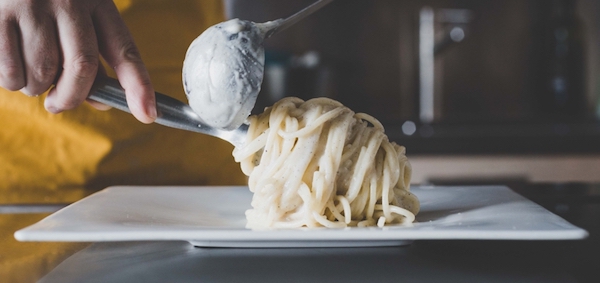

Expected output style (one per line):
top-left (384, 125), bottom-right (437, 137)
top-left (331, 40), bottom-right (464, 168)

top-left (18, 9), bottom-right (59, 96)
top-left (1, 0), bottom-right (155, 124)
top-left (93, 1), bottom-right (156, 123)
top-left (0, 17), bottom-right (25, 91)
top-left (45, 3), bottom-right (98, 114)
top-left (86, 99), bottom-right (112, 111)
top-left (85, 63), bottom-right (111, 111)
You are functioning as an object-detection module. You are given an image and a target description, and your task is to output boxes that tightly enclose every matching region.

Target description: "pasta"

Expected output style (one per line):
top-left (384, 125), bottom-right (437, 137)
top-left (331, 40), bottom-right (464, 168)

top-left (232, 97), bottom-right (419, 229)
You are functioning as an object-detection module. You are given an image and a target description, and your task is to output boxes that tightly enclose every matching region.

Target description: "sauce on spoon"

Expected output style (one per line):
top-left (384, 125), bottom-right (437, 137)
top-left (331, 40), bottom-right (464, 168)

top-left (182, 19), bottom-right (278, 130)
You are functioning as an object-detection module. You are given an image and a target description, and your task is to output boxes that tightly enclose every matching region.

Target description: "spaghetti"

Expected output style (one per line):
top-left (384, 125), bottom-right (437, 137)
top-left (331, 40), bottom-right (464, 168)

top-left (232, 97), bottom-right (419, 229)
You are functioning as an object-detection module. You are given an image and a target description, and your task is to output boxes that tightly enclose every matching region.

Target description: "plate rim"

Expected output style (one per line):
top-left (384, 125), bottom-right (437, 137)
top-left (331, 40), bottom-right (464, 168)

top-left (14, 185), bottom-right (589, 247)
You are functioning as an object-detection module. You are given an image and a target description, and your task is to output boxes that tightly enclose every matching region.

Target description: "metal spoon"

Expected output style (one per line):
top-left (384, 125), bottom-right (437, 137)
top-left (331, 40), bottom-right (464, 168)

top-left (259, 0), bottom-right (335, 39)
top-left (182, 0), bottom-right (335, 130)
top-left (88, 77), bottom-right (248, 147)
top-left (88, 0), bottom-right (334, 146)
top-left (182, 0), bottom-right (333, 130)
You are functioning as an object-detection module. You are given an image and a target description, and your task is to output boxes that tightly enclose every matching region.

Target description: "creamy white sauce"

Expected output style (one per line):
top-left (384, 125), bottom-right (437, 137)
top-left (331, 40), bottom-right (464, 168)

top-left (183, 18), bottom-right (267, 130)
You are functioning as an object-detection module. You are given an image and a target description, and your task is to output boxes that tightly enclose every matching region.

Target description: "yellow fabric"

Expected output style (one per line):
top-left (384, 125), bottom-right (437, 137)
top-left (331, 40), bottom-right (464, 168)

top-left (1, 1), bottom-right (246, 280)
top-left (0, 0), bottom-right (246, 204)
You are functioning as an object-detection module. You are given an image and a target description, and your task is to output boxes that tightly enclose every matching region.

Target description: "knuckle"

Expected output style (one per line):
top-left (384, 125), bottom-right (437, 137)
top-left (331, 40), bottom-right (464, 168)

top-left (19, 0), bottom-right (49, 16)
top-left (32, 62), bottom-right (58, 83)
top-left (0, 61), bottom-right (24, 90)
top-left (16, 0), bottom-right (34, 8)
top-left (138, 77), bottom-right (152, 88)
top-left (54, 0), bottom-right (80, 11)
top-left (120, 40), bottom-right (142, 62)
top-left (68, 54), bottom-right (98, 79)
top-left (0, 60), bottom-right (21, 80)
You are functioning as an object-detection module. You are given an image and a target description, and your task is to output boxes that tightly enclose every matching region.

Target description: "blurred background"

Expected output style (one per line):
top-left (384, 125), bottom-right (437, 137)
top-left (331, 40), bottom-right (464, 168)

top-left (225, 0), bottom-right (600, 186)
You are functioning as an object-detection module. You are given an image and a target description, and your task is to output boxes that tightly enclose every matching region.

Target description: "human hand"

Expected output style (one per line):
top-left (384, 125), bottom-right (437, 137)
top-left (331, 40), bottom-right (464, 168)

top-left (0, 0), bottom-right (156, 123)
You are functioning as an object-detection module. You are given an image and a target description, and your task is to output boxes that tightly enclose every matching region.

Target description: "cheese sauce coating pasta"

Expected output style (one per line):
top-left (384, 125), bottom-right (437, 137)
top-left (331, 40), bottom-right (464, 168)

top-left (233, 97), bottom-right (419, 229)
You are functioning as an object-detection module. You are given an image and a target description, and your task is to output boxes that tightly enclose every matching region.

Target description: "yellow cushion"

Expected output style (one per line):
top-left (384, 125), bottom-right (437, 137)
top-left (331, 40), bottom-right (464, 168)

top-left (0, 0), bottom-right (246, 204)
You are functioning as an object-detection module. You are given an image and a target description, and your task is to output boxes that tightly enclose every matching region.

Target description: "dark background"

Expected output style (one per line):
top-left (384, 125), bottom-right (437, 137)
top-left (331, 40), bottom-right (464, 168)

top-left (225, 0), bottom-right (599, 148)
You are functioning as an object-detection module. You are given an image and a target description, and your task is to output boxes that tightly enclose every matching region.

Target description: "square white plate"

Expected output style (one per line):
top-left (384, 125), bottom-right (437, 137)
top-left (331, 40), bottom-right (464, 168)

top-left (15, 185), bottom-right (588, 247)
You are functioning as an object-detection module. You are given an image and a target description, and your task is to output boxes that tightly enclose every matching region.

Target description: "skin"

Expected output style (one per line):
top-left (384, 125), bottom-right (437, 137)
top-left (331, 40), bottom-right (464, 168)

top-left (0, 0), bottom-right (157, 123)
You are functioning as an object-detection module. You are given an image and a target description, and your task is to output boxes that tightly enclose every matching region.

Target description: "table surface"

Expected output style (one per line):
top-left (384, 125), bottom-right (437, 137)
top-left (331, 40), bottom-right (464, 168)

top-left (3, 183), bottom-right (600, 283)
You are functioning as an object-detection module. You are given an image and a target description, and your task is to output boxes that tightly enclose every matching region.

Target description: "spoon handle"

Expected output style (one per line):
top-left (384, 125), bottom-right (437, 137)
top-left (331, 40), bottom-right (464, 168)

top-left (88, 77), bottom-right (248, 146)
top-left (267, 0), bottom-right (334, 38)
top-left (88, 77), bottom-right (205, 132)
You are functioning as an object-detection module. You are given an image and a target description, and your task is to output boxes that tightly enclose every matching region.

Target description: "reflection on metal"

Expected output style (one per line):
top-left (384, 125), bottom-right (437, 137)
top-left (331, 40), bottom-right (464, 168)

top-left (419, 7), bottom-right (473, 124)
top-left (0, 204), bottom-right (69, 214)
top-left (419, 7), bottom-right (435, 124)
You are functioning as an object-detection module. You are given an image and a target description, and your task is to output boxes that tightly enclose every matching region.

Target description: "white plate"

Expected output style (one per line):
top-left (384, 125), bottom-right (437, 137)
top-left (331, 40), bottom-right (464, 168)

top-left (14, 185), bottom-right (588, 247)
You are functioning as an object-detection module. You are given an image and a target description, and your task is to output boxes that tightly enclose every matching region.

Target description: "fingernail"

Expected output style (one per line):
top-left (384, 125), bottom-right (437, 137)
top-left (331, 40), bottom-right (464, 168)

top-left (44, 98), bottom-right (59, 114)
top-left (46, 104), bottom-right (59, 113)
top-left (148, 100), bottom-right (158, 120)
top-left (20, 88), bottom-right (33, 97)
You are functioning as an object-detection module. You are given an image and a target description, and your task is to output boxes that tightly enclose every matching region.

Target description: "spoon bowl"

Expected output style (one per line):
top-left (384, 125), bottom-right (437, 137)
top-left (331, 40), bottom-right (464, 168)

top-left (182, 0), bottom-right (334, 130)
top-left (87, 0), bottom-right (333, 146)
